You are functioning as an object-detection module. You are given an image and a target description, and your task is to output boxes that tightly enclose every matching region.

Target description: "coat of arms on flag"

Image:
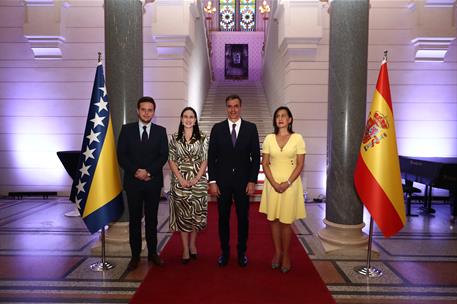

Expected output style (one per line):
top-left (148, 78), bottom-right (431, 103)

top-left (354, 53), bottom-right (406, 238)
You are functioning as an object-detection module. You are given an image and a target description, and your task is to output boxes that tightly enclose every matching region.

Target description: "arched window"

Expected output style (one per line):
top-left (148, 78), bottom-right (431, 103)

top-left (219, 0), bottom-right (256, 32)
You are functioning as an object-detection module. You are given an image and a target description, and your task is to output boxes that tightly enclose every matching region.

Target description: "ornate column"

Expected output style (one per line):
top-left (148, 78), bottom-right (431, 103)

top-left (105, 0), bottom-right (144, 136)
top-left (318, 0), bottom-right (371, 255)
top-left (92, 0), bottom-right (145, 255)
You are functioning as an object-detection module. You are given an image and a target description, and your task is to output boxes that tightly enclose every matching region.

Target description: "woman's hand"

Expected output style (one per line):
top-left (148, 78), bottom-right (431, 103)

top-left (189, 176), bottom-right (200, 186)
top-left (278, 181), bottom-right (289, 193)
top-left (271, 181), bottom-right (283, 193)
top-left (178, 176), bottom-right (191, 188)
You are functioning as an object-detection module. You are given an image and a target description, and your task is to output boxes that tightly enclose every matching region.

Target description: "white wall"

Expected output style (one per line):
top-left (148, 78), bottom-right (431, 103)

top-left (0, 0), bottom-right (211, 196)
top-left (262, 0), bottom-right (457, 200)
top-left (0, 0), bottom-right (455, 198)
top-left (0, 0), bottom-right (104, 195)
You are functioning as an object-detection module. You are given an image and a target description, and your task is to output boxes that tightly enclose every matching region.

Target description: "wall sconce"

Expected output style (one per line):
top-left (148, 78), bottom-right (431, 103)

top-left (204, 0), bottom-right (217, 31)
top-left (259, 1), bottom-right (270, 53)
top-left (204, 1), bottom-right (217, 56)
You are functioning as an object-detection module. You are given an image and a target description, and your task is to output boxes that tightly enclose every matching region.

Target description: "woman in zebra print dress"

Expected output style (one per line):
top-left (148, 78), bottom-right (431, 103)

top-left (168, 107), bottom-right (209, 264)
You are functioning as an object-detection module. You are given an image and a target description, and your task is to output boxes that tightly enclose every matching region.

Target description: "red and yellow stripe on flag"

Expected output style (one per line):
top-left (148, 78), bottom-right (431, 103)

top-left (354, 55), bottom-right (406, 237)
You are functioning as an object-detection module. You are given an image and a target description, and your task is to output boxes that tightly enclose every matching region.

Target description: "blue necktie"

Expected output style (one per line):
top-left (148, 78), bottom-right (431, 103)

top-left (231, 123), bottom-right (237, 147)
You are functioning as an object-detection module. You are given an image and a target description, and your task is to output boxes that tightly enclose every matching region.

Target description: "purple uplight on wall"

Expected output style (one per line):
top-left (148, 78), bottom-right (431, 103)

top-left (1, 85), bottom-right (87, 193)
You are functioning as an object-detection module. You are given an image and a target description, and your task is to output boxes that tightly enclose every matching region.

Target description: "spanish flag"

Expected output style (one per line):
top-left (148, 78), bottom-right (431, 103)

top-left (71, 62), bottom-right (124, 233)
top-left (354, 54), bottom-right (405, 237)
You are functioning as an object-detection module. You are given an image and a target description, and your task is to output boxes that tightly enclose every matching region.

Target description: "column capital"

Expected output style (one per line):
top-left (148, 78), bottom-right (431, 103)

top-left (23, 0), bottom-right (65, 59)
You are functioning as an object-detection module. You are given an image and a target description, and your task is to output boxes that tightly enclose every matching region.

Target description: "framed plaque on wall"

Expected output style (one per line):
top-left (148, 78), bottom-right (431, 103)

top-left (225, 44), bottom-right (248, 80)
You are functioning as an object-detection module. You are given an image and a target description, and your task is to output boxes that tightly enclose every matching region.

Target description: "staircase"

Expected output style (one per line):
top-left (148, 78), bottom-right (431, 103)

top-left (199, 81), bottom-right (272, 143)
top-left (200, 81), bottom-right (271, 202)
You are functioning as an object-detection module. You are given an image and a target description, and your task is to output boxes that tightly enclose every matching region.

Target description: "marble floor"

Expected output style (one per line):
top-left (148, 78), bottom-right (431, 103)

top-left (0, 197), bottom-right (456, 303)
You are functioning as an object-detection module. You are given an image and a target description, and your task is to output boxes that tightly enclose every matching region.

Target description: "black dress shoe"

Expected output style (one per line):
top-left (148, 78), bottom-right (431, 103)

top-left (181, 257), bottom-right (191, 265)
top-left (148, 254), bottom-right (164, 266)
top-left (126, 257), bottom-right (140, 271)
top-left (238, 255), bottom-right (248, 267)
top-left (217, 255), bottom-right (229, 267)
top-left (190, 252), bottom-right (198, 260)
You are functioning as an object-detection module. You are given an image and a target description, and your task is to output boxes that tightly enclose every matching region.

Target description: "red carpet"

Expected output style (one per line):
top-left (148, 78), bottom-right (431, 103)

top-left (130, 202), bottom-right (335, 304)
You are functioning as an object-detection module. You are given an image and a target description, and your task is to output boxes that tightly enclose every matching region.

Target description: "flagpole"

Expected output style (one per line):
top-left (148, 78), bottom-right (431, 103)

top-left (354, 217), bottom-right (383, 277)
top-left (90, 227), bottom-right (115, 271)
top-left (353, 50), bottom-right (404, 278)
top-left (88, 51), bottom-right (118, 272)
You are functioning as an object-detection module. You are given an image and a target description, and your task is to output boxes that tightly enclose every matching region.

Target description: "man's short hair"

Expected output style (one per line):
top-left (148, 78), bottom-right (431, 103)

top-left (225, 94), bottom-right (242, 106)
top-left (137, 96), bottom-right (156, 110)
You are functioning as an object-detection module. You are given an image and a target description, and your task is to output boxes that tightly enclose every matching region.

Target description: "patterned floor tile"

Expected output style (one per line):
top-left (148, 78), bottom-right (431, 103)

top-left (389, 261), bottom-right (457, 285)
top-left (335, 261), bottom-right (404, 285)
top-left (65, 257), bottom-right (130, 280)
top-left (0, 255), bottom-right (83, 279)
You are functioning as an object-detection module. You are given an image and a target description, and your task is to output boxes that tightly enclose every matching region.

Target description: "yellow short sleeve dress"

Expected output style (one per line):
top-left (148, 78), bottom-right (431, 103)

top-left (259, 133), bottom-right (307, 224)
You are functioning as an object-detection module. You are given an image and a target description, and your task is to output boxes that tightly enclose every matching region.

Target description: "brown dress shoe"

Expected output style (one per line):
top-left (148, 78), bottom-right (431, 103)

top-left (148, 254), bottom-right (164, 266)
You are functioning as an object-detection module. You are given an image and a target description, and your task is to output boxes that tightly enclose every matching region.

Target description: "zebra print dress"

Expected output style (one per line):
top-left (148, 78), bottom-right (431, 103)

top-left (168, 132), bottom-right (209, 232)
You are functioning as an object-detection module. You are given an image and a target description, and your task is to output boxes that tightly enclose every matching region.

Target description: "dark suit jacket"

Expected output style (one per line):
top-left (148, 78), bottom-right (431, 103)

top-left (117, 122), bottom-right (168, 191)
top-left (208, 119), bottom-right (260, 187)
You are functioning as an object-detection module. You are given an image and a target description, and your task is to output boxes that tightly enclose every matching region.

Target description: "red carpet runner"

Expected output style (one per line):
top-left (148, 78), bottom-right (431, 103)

top-left (131, 202), bottom-right (335, 304)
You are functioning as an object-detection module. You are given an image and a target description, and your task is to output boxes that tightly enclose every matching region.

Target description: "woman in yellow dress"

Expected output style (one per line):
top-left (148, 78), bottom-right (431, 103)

top-left (259, 106), bottom-right (306, 273)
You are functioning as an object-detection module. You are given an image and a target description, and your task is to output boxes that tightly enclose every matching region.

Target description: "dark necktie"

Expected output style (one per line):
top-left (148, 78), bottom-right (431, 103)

top-left (141, 126), bottom-right (148, 143)
top-left (231, 123), bottom-right (237, 147)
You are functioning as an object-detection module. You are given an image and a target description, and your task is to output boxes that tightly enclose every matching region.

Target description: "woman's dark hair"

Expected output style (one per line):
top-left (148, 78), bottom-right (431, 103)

top-left (273, 106), bottom-right (294, 135)
top-left (177, 107), bottom-right (201, 142)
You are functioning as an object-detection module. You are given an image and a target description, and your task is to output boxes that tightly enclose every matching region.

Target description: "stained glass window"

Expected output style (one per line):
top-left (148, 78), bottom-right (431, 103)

top-left (219, 0), bottom-right (256, 31)
top-left (220, 0), bottom-right (236, 31)
top-left (240, 0), bottom-right (256, 31)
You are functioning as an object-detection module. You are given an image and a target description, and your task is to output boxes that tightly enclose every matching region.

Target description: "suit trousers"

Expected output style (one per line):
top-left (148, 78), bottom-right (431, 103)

top-left (126, 185), bottom-right (161, 258)
top-left (217, 183), bottom-right (250, 257)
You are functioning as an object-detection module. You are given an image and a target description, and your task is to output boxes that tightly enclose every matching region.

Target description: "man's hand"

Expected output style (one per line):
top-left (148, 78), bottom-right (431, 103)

top-left (209, 183), bottom-right (221, 197)
top-left (135, 169), bottom-right (151, 181)
top-left (245, 182), bottom-right (256, 196)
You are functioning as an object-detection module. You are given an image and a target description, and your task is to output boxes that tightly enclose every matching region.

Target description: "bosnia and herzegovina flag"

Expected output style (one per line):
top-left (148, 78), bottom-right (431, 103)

top-left (71, 62), bottom-right (124, 234)
top-left (354, 54), bottom-right (405, 238)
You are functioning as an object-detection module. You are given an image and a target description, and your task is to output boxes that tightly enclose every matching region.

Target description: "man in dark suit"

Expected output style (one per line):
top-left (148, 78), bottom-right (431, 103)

top-left (117, 96), bottom-right (169, 271)
top-left (208, 94), bottom-right (260, 267)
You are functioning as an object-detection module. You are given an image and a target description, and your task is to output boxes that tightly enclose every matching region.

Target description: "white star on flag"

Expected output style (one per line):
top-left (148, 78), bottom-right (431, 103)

top-left (90, 113), bottom-right (105, 128)
top-left (76, 180), bottom-right (86, 194)
top-left (99, 85), bottom-right (107, 97)
top-left (86, 129), bottom-right (101, 145)
top-left (82, 146), bottom-right (95, 161)
top-left (75, 197), bottom-right (82, 210)
top-left (79, 163), bottom-right (91, 177)
top-left (94, 97), bottom-right (108, 112)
